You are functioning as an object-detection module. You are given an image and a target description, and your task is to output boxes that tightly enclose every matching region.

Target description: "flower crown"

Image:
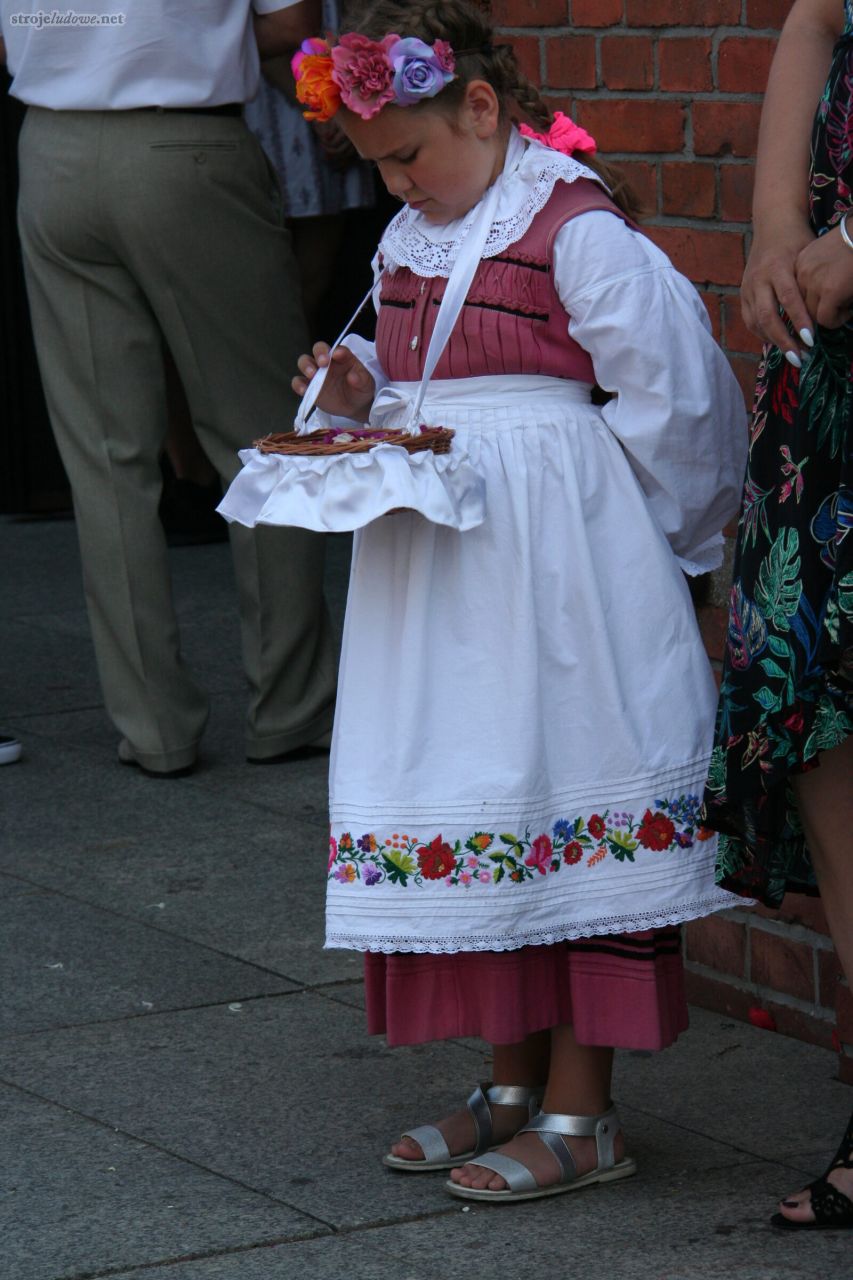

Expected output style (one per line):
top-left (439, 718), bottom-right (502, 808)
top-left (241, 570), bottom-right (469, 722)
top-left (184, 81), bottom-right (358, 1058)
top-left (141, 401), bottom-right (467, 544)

top-left (292, 33), bottom-right (456, 122)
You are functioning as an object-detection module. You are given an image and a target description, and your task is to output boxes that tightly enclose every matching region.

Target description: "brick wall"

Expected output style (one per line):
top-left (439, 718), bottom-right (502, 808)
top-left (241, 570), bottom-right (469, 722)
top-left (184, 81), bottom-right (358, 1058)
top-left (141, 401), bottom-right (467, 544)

top-left (492, 0), bottom-right (850, 1084)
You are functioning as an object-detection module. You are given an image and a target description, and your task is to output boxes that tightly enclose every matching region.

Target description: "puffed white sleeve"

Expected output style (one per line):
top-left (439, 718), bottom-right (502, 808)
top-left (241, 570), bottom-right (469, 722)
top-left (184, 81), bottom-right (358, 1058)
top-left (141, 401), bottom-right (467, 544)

top-left (553, 211), bottom-right (747, 574)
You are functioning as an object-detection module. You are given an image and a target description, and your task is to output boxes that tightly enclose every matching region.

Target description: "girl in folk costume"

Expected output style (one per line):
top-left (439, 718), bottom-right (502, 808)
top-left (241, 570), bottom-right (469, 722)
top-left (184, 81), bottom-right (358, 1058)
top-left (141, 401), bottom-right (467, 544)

top-left (291, 0), bottom-right (747, 1202)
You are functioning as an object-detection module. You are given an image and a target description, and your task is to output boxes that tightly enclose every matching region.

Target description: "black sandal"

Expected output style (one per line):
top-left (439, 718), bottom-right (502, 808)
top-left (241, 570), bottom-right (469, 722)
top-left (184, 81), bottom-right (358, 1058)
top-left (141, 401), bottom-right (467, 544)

top-left (771, 1110), bottom-right (853, 1231)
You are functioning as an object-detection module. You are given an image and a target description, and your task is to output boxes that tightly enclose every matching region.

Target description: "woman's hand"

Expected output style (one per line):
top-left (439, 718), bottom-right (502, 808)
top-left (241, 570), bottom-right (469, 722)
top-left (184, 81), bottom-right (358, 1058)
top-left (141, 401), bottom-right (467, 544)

top-left (794, 224), bottom-right (853, 328)
top-left (292, 342), bottom-right (375, 422)
top-left (741, 219), bottom-right (816, 362)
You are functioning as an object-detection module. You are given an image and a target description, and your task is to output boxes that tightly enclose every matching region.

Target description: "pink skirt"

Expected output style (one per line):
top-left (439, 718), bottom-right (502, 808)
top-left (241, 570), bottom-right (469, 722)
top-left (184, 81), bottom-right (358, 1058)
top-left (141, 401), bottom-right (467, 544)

top-left (365, 927), bottom-right (687, 1050)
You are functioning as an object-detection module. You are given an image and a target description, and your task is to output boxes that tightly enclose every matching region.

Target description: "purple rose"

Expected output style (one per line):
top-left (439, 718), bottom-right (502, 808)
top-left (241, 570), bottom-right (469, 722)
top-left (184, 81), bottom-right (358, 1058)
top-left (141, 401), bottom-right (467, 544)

top-left (389, 37), bottom-right (454, 106)
top-left (363, 862), bottom-right (382, 885)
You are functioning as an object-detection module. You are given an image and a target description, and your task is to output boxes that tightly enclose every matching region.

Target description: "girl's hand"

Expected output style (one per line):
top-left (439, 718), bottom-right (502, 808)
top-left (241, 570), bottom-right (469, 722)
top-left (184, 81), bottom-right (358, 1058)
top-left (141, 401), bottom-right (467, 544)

top-left (292, 342), bottom-right (375, 422)
top-left (794, 225), bottom-right (853, 328)
top-left (741, 220), bottom-right (816, 360)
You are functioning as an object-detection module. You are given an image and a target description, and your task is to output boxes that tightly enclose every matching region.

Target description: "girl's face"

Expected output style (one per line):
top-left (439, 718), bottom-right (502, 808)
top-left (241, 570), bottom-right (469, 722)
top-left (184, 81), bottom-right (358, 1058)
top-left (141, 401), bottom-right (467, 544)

top-left (341, 82), bottom-right (506, 225)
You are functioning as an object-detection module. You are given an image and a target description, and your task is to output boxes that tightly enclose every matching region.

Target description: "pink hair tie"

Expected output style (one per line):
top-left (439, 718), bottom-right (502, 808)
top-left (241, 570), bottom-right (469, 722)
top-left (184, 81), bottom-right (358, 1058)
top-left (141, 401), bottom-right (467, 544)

top-left (518, 111), bottom-right (597, 157)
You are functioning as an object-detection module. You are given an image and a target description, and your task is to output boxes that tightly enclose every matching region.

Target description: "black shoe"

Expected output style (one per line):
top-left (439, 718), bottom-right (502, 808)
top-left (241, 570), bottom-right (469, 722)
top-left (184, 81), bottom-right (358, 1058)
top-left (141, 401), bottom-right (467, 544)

top-left (0, 734), bottom-right (22, 765)
top-left (771, 1110), bottom-right (853, 1231)
top-left (159, 462), bottom-right (228, 547)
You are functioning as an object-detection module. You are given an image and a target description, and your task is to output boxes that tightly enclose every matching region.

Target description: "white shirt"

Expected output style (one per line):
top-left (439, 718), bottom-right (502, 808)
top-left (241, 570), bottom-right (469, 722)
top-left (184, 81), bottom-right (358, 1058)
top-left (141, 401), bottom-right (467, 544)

top-left (0, 0), bottom-right (300, 109)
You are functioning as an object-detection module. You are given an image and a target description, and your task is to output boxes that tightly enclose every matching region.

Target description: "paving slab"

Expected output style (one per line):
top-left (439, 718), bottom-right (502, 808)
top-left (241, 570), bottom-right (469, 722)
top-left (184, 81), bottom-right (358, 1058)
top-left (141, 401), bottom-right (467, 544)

top-left (101, 1230), bottom-right (447, 1280)
top-left (2, 810), bottom-right (360, 987)
top-left (0, 723), bottom-right (327, 868)
top-left (613, 1009), bottom-right (851, 1165)
top-left (0, 994), bottom-right (479, 1228)
top-left (0, 881), bottom-right (294, 1032)
top-left (1, 1083), bottom-right (324, 1280)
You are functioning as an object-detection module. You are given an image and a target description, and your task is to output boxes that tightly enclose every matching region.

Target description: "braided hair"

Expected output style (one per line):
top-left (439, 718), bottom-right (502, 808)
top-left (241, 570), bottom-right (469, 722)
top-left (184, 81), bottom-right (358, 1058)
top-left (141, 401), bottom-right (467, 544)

top-left (342, 0), bottom-right (638, 217)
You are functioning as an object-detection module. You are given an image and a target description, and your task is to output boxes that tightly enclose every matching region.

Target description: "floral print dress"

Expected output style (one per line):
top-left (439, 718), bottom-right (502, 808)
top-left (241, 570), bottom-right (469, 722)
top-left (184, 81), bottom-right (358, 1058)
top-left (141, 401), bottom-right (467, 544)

top-left (703, 2), bottom-right (853, 905)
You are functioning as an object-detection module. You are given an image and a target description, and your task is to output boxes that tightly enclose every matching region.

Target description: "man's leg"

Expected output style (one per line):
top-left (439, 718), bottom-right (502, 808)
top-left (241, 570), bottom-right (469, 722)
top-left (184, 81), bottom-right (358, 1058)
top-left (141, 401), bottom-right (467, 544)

top-left (113, 111), bottom-right (336, 758)
top-left (17, 108), bottom-right (209, 771)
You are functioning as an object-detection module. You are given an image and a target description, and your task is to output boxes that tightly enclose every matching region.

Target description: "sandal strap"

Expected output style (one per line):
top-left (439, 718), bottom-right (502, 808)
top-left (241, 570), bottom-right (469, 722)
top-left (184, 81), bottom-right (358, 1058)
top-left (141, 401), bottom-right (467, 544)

top-left (400, 1124), bottom-right (450, 1164)
top-left (466, 1081), bottom-right (544, 1155)
top-left (484, 1083), bottom-right (543, 1111)
top-left (522, 1105), bottom-right (621, 1172)
top-left (462, 1150), bottom-right (539, 1194)
top-left (807, 1175), bottom-right (853, 1227)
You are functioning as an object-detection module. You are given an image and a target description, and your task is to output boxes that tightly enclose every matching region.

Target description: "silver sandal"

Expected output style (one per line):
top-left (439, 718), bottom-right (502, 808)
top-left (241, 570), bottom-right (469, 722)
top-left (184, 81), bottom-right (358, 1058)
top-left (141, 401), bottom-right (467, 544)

top-left (445, 1104), bottom-right (637, 1201)
top-left (383, 1081), bottom-right (543, 1172)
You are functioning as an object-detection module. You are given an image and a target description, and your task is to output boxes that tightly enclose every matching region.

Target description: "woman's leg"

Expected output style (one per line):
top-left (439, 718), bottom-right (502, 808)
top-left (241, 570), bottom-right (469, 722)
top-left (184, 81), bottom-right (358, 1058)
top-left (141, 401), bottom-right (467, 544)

top-left (389, 1031), bottom-right (550, 1161)
top-left (777, 734), bottom-right (853, 1224)
top-left (449, 1025), bottom-right (623, 1191)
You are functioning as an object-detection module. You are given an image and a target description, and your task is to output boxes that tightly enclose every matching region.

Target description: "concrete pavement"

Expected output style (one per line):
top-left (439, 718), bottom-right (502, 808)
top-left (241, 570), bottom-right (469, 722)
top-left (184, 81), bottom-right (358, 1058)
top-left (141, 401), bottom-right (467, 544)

top-left (1, 513), bottom-right (850, 1280)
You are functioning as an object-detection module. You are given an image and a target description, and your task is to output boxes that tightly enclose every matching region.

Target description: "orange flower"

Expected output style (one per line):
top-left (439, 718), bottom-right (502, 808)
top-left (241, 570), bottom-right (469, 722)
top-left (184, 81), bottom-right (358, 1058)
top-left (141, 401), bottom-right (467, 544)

top-left (295, 54), bottom-right (342, 122)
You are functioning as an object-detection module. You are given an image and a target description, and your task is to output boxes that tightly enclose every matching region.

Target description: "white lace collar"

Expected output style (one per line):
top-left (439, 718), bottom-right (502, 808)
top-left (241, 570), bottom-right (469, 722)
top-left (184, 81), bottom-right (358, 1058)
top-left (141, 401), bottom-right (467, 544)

top-left (378, 128), bottom-right (601, 278)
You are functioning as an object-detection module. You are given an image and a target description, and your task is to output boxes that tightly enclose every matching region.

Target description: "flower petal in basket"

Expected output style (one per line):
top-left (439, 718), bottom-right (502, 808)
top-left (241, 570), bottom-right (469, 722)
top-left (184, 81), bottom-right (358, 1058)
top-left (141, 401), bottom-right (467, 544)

top-left (217, 441), bottom-right (486, 533)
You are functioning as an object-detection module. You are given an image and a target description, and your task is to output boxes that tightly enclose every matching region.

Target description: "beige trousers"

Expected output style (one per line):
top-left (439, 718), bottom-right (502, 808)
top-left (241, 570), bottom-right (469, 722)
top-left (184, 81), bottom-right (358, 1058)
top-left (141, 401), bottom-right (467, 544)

top-left (17, 107), bottom-right (336, 770)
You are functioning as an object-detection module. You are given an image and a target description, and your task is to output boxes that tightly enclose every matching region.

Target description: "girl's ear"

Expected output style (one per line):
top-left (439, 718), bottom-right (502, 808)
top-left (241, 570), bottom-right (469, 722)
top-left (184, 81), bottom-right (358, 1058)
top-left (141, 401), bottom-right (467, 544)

top-left (460, 79), bottom-right (501, 138)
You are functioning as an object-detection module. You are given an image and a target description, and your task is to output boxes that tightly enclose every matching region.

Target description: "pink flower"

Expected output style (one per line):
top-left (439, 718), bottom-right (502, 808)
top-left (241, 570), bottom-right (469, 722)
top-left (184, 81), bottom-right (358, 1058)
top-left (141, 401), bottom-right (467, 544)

top-left (466, 855), bottom-right (480, 868)
top-left (524, 833), bottom-right (553, 875)
top-left (328, 835), bottom-right (338, 870)
top-left (519, 111), bottom-right (597, 156)
top-left (434, 41), bottom-right (455, 74)
top-left (332, 33), bottom-right (399, 119)
top-left (478, 870), bottom-right (492, 883)
top-left (459, 870), bottom-right (473, 886)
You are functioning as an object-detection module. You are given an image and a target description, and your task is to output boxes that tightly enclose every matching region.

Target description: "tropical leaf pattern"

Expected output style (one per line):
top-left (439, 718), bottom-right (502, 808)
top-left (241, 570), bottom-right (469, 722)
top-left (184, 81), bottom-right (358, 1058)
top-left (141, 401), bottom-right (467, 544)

top-left (702, 10), bottom-right (853, 908)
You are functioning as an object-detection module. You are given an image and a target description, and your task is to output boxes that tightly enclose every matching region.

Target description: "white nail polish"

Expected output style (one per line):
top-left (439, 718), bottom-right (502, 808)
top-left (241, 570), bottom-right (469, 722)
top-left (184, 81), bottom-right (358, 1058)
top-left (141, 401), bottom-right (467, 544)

top-left (785, 350), bottom-right (802, 369)
top-left (798, 328), bottom-right (814, 348)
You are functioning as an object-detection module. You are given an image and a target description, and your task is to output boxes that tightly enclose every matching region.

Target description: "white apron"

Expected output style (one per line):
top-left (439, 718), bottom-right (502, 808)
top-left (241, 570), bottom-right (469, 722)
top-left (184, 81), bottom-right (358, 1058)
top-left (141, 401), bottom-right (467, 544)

top-left (326, 374), bottom-right (739, 953)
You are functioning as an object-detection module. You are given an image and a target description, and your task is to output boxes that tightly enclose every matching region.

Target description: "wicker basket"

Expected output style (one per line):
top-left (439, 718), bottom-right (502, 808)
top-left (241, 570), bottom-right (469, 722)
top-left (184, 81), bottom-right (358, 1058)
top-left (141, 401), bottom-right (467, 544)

top-left (254, 425), bottom-right (455, 456)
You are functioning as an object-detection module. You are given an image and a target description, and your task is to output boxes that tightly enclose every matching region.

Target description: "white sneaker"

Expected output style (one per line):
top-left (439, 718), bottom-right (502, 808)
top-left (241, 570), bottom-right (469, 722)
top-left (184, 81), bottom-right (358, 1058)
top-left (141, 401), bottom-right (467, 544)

top-left (0, 735), bottom-right (22, 765)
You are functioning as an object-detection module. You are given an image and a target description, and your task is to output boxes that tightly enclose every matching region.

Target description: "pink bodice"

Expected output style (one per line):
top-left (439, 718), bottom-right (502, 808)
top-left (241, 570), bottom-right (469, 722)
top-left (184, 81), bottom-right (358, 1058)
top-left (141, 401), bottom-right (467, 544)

top-left (376, 178), bottom-right (629, 384)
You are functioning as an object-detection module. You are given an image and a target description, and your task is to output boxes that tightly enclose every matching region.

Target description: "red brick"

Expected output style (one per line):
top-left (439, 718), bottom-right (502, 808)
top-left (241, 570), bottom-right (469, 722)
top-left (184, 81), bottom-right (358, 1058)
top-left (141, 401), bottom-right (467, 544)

top-left (658, 37), bottom-right (713, 93)
top-left (837, 981), bottom-right (853, 1042)
top-left (546, 35), bottom-right (597, 90)
top-left (601, 36), bottom-right (653, 90)
top-left (575, 98), bottom-right (685, 153)
top-left (694, 101), bottom-right (763, 159)
top-left (729, 354), bottom-right (761, 403)
top-left (751, 928), bottom-right (816, 1003)
top-left (492, 0), bottom-right (568, 23)
top-left (763, 1000), bottom-right (836, 1051)
top-left (503, 34), bottom-right (540, 84)
top-left (746, 0), bottom-right (794, 28)
top-left (571, 0), bottom-right (623, 24)
top-left (627, 0), bottom-right (739, 23)
top-left (699, 290), bottom-right (722, 342)
top-left (661, 161), bottom-right (715, 218)
top-left (686, 915), bottom-right (746, 977)
top-left (720, 164), bottom-right (755, 223)
top-left (645, 226), bottom-right (745, 287)
top-left (723, 296), bottom-right (762, 355)
top-left (717, 36), bottom-right (777, 94)
top-left (684, 970), bottom-right (755, 1022)
top-left (819, 950), bottom-right (843, 1009)
top-left (760, 892), bottom-right (830, 935)
top-left (616, 159), bottom-right (657, 216)
top-left (697, 604), bottom-right (728, 664)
